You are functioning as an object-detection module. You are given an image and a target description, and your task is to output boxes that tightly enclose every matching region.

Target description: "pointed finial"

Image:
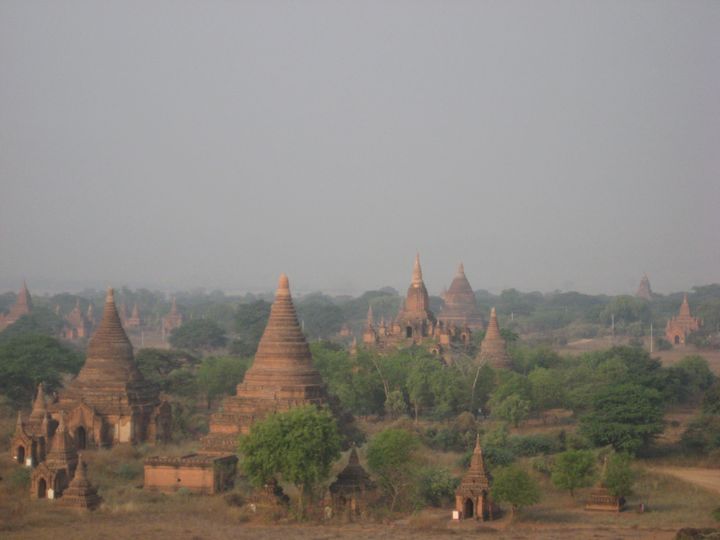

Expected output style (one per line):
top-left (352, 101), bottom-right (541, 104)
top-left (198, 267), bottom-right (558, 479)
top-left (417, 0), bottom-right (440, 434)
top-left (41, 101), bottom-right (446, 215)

top-left (277, 274), bottom-right (291, 297)
top-left (457, 262), bottom-right (465, 276)
top-left (106, 287), bottom-right (115, 303)
top-left (490, 306), bottom-right (497, 318)
top-left (474, 432), bottom-right (481, 452)
top-left (367, 305), bottom-right (374, 325)
top-left (16, 410), bottom-right (23, 428)
top-left (32, 382), bottom-right (47, 413)
top-left (412, 253), bottom-right (423, 286)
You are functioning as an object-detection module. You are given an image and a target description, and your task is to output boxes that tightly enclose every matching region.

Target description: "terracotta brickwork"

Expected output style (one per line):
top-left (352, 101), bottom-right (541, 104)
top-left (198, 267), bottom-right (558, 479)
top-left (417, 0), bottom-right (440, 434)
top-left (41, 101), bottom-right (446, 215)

top-left (665, 293), bottom-right (702, 346)
top-left (438, 263), bottom-right (484, 331)
top-left (200, 274), bottom-right (328, 453)
top-left (455, 435), bottom-right (496, 521)
top-left (476, 307), bottom-right (512, 369)
top-left (144, 454), bottom-right (238, 494)
top-left (329, 446), bottom-right (377, 521)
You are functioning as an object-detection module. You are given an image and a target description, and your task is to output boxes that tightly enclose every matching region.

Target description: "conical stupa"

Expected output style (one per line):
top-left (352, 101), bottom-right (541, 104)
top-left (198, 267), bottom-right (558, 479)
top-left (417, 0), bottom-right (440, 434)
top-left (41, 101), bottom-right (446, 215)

top-left (57, 454), bottom-right (102, 510)
top-left (476, 307), bottom-right (512, 369)
top-left (438, 263), bottom-right (484, 330)
top-left (0, 281), bottom-right (32, 329)
top-left (201, 274), bottom-right (328, 453)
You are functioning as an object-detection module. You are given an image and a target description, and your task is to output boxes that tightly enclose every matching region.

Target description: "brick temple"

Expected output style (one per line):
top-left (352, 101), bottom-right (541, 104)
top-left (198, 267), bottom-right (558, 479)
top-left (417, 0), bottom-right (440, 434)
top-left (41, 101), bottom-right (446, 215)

top-left (10, 288), bottom-right (171, 457)
top-left (454, 435), bottom-right (496, 521)
top-left (665, 293), bottom-right (702, 346)
top-left (200, 273), bottom-right (329, 453)
top-left (635, 274), bottom-right (653, 300)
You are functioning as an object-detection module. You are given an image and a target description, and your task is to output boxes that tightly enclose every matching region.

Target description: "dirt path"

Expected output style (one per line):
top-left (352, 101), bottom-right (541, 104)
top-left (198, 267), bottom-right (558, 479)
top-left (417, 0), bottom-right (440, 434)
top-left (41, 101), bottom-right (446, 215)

top-left (653, 466), bottom-right (720, 495)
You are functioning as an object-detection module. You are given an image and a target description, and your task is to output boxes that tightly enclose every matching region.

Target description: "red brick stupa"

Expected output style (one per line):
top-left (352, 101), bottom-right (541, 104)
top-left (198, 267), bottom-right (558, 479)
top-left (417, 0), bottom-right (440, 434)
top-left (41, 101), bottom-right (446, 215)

top-left (201, 274), bottom-right (328, 453)
top-left (476, 307), bottom-right (512, 369)
top-left (635, 274), bottom-right (653, 301)
top-left (438, 263), bottom-right (484, 331)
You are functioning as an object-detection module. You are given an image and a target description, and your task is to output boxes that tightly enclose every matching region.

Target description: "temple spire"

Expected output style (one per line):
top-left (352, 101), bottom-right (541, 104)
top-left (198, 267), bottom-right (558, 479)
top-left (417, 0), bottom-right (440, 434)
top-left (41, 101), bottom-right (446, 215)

top-left (31, 382), bottom-right (47, 418)
top-left (366, 305), bottom-right (374, 326)
top-left (412, 253), bottom-right (423, 286)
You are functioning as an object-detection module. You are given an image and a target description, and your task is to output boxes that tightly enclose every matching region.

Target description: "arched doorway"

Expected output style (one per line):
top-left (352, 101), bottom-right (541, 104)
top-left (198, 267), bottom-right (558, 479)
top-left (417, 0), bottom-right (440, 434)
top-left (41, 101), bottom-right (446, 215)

top-left (75, 426), bottom-right (87, 449)
top-left (16, 446), bottom-right (25, 464)
top-left (53, 470), bottom-right (67, 497)
top-left (674, 335), bottom-right (681, 344)
top-left (464, 498), bottom-right (474, 518)
top-left (406, 326), bottom-right (413, 338)
top-left (37, 478), bottom-right (47, 498)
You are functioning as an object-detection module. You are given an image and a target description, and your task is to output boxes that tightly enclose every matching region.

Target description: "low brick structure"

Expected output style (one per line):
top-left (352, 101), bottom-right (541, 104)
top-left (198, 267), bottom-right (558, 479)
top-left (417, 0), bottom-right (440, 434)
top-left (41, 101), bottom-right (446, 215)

top-left (57, 455), bottom-right (101, 510)
top-left (585, 487), bottom-right (624, 512)
top-left (144, 453), bottom-right (238, 494)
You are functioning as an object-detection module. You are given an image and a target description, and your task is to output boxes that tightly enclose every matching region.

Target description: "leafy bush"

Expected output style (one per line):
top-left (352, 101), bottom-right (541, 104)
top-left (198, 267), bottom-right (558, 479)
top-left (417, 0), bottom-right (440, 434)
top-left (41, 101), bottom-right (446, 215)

top-left (508, 433), bottom-right (562, 457)
top-left (416, 467), bottom-right (459, 507)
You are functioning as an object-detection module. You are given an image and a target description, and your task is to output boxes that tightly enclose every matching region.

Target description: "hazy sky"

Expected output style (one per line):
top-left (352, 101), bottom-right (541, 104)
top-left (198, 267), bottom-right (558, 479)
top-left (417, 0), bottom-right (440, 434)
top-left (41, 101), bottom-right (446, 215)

top-left (1, 1), bottom-right (718, 296)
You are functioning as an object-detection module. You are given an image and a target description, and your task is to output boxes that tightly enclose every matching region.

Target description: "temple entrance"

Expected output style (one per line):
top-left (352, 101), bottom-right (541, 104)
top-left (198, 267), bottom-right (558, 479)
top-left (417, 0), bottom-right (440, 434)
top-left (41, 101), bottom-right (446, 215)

top-left (75, 426), bottom-right (87, 449)
top-left (53, 471), bottom-right (67, 497)
top-left (16, 446), bottom-right (25, 464)
top-left (464, 498), bottom-right (474, 518)
top-left (37, 478), bottom-right (47, 498)
top-left (406, 326), bottom-right (413, 338)
top-left (674, 335), bottom-right (680, 345)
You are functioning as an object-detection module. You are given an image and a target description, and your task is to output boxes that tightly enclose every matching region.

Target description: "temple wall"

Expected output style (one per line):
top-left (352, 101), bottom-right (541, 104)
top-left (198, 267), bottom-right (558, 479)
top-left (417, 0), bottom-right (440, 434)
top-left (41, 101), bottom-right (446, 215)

top-left (144, 464), bottom-right (216, 494)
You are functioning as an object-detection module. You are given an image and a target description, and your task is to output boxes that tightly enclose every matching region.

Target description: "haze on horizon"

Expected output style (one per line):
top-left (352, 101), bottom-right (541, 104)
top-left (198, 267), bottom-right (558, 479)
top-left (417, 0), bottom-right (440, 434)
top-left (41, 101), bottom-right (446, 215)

top-left (1, 1), bottom-right (718, 297)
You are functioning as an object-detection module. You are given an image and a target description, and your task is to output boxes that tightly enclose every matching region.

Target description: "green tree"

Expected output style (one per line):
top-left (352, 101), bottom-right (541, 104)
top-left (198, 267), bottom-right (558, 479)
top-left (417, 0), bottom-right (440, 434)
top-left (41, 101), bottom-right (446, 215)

top-left (490, 465), bottom-right (541, 518)
top-left (135, 348), bottom-right (199, 389)
top-left (493, 395), bottom-right (531, 427)
top-left (407, 357), bottom-right (436, 422)
top-left (239, 405), bottom-right (341, 516)
top-left (0, 308), bottom-right (65, 342)
top-left (234, 300), bottom-right (271, 355)
top-left (579, 383), bottom-right (664, 454)
top-left (197, 356), bottom-right (251, 408)
top-left (529, 367), bottom-right (566, 411)
top-left (551, 450), bottom-right (595, 496)
top-left (603, 453), bottom-right (636, 498)
top-left (0, 334), bottom-right (83, 405)
top-left (384, 389), bottom-right (407, 419)
top-left (366, 428), bottom-right (421, 511)
top-left (169, 319), bottom-right (227, 351)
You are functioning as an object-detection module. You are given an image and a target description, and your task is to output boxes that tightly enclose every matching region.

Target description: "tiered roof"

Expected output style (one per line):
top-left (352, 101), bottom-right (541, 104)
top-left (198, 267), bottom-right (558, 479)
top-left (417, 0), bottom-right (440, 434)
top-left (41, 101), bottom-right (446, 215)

top-left (438, 263), bottom-right (484, 330)
top-left (58, 455), bottom-right (101, 510)
top-left (396, 254), bottom-right (435, 327)
top-left (202, 274), bottom-right (327, 452)
top-left (456, 435), bottom-right (492, 498)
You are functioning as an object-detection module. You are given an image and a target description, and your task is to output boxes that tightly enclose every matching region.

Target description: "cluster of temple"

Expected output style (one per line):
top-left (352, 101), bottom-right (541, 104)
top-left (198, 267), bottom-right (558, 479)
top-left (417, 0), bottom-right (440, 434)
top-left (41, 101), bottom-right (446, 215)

top-left (665, 293), bottom-right (702, 346)
top-left (10, 288), bottom-right (172, 508)
top-left (359, 255), bottom-right (512, 369)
